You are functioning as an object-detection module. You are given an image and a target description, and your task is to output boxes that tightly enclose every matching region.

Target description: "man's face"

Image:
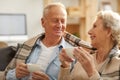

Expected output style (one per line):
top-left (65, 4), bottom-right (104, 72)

top-left (42, 6), bottom-right (67, 37)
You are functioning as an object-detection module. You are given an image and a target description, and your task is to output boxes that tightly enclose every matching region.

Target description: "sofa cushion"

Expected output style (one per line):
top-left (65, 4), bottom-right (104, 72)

top-left (0, 46), bottom-right (17, 71)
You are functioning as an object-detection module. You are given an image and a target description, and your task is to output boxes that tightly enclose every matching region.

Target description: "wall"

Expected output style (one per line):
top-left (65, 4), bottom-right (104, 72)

top-left (52, 0), bottom-right (80, 24)
top-left (0, 0), bottom-right (44, 45)
top-left (100, 0), bottom-right (118, 11)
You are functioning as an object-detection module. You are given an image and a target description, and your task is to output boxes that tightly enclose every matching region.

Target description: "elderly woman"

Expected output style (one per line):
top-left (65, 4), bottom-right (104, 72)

top-left (58, 10), bottom-right (120, 80)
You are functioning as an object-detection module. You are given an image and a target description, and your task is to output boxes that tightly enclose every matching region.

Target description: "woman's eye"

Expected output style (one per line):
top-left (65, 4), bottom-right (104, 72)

top-left (93, 25), bottom-right (96, 28)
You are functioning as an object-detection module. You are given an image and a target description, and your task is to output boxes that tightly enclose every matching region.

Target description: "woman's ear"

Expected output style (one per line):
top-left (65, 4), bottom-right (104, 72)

top-left (107, 27), bottom-right (112, 37)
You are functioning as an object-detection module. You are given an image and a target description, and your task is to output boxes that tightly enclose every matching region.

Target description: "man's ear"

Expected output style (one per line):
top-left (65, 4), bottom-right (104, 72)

top-left (41, 18), bottom-right (44, 25)
top-left (41, 18), bottom-right (45, 28)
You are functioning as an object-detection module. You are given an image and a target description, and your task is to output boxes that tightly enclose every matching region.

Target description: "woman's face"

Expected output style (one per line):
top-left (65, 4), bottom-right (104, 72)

top-left (88, 18), bottom-right (111, 48)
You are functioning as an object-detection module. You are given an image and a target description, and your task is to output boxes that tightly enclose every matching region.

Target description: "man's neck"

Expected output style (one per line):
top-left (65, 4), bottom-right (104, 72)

top-left (42, 36), bottom-right (62, 47)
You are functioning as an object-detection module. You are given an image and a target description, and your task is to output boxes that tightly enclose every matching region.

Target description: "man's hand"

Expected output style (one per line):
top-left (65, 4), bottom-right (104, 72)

top-left (59, 49), bottom-right (74, 68)
top-left (31, 71), bottom-right (49, 80)
top-left (16, 63), bottom-right (30, 78)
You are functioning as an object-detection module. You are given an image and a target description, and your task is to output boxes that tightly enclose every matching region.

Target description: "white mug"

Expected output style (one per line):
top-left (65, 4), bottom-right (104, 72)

top-left (64, 47), bottom-right (75, 59)
top-left (27, 63), bottom-right (41, 72)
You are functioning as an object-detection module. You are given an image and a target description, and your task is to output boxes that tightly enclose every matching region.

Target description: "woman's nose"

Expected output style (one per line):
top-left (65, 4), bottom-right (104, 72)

top-left (88, 29), bottom-right (92, 35)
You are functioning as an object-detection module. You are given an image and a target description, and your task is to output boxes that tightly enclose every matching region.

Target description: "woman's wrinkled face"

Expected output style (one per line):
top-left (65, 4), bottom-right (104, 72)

top-left (88, 18), bottom-right (110, 48)
top-left (41, 6), bottom-right (67, 37)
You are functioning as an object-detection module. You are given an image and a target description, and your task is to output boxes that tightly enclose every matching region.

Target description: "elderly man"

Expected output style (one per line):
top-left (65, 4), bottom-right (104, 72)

top-left (5, 2), bottom-right (73, 80)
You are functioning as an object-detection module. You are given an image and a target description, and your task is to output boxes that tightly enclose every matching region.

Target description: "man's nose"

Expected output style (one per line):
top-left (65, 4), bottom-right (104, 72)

top-left (57, 21), bottom-right (63, 27)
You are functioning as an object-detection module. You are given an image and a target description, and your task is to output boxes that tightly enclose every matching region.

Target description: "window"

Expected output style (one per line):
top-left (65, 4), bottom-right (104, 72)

top-left (0, 14), bottom-right (28, 41)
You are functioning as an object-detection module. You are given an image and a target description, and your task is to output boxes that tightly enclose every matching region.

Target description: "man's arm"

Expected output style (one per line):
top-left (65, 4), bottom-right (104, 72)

top-left (6, 69), bottom-right (18, 80)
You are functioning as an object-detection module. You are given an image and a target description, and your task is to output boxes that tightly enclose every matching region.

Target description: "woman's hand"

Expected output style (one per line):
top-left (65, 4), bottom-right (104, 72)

top-left (31, 71), bottom-right (49, 80)
top-left (74, 47), bottom-right (96, 77)
top-left (59, 48), bottom-right (74, 68)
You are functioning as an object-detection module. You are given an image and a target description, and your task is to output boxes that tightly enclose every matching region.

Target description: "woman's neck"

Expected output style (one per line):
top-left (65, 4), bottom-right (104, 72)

top-left (96, 43), bottom-right (114, 64)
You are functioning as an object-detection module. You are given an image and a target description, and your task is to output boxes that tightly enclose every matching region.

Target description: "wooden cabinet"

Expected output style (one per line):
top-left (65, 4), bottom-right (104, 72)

top-left (66, 24), bottom-right (80, 37)
top-left (118, 0), bottom-right (120, 13)
top-left (66, 0), bottom-right (98, 41)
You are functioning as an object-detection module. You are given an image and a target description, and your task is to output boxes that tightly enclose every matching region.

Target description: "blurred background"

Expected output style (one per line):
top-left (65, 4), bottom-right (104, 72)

top-left (0, 0), bottom-right (119, 46)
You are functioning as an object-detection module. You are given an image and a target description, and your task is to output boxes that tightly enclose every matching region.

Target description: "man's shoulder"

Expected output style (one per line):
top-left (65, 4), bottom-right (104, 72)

top-left (23, 33), bottom-right (45, 47)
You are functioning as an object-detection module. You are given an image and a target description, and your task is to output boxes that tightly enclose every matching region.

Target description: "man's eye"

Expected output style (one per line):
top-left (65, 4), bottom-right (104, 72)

top-left (51, 19), bottom-right (65, 24)
top-left (61, 20), bottom-right (65, 24)
top-left (52, 19), bottom-right (58, 22)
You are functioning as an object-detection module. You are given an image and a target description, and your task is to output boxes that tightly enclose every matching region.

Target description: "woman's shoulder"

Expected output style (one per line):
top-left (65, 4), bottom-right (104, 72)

top-left (112, 50), bottom-right (120, 62)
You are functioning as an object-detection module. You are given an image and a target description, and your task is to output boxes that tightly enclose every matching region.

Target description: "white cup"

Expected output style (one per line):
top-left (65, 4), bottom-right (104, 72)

top-left (64, 47), bottom-right (75, 59)
top-left (27, 64), bottom-right (41, 72)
